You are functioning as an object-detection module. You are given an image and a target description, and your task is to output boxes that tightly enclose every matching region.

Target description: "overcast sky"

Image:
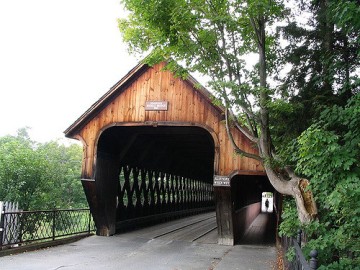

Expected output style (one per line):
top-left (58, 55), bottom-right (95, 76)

top-left (0, 0), bottom-right (141, 143)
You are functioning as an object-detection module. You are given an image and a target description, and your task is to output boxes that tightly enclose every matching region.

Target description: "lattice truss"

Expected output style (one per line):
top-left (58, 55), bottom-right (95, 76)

top-left (116, 165), bottom-right (214, 220)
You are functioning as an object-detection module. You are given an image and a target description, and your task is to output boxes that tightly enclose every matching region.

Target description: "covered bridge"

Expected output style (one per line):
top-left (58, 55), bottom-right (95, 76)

top-left (64, 61), bottom-right (277, 245)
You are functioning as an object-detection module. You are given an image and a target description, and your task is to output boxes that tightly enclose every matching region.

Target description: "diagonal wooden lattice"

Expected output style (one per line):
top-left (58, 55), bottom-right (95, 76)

top-left (116, 165), bottom-right (214, 221)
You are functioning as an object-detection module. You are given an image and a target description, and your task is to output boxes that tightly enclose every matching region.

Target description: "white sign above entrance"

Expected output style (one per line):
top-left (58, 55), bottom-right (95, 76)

top-left (213, 175), bottom-right (230, 187)
top-left (145, 101), bottom-right (168, 111)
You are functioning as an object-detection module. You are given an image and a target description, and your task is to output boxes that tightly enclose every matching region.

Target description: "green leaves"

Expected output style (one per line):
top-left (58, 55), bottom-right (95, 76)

top-left (119, 0), bottom-right (285, 104)
top-left (328, 0), bottom-right (360, 34)
top-left (0, 128), bottom-right (86, 210)
top-left (279, 197), bottom-right (300, 237)
top-left (291, 95), bottom-right (360, 268)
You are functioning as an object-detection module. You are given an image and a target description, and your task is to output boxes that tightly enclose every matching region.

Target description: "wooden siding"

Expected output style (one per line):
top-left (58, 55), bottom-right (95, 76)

top-left (68, 62), bottom-right (264, 179)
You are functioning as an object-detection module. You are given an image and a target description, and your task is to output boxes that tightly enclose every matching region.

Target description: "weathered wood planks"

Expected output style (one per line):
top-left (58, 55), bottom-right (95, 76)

top-left (65, 62), bottom-right (264, 180)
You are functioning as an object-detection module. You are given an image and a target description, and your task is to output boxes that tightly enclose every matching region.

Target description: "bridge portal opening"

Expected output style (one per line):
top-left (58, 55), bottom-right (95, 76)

top-left (95, 125), bottom-right (215, 233)
top-left (230, 175), bottom-right (277, 244)
top-left (261, 192), bottom-right (274, 213)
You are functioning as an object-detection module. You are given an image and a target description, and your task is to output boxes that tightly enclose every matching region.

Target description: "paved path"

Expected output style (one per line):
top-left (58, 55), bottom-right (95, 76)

top-left (0, 212), bottom-right (277, 270)
top-left (239, 212), bottom-right (276, 245)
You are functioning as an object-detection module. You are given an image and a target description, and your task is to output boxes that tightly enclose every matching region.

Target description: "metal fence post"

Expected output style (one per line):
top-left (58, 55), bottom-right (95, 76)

top-left (52, 210), bottom-right (56, 241)
top-left (0, 202), bottom-right (5, 248)
top-left (309, 250), bottom-right (318, 269)
top-left (297, 229), bottom-right (302, 247)
top-left (88, 210), bottom-right (91, 234)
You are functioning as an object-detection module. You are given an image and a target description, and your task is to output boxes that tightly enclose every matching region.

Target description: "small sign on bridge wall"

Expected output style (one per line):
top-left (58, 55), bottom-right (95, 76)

top-left (213, 175), bottom-right (230, 187)
top-left (145, 101), bottom-right (168, 111)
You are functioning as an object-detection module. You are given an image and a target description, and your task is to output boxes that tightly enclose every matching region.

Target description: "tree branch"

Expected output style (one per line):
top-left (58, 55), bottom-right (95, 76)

top-left (225, 108), bottom-right (262, 161)
top-left (228, 109), bottom-right (259, 143)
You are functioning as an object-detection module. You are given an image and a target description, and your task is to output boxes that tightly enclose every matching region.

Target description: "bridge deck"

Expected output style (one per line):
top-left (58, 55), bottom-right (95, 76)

top-left (123, 211), bottom-right (275, 245)
top-left (123, 211), bottom-right (218, 244)
top-left (239, 212), bottom-right (276, 245)
top-left (1, 212), bottom-right (276, 270)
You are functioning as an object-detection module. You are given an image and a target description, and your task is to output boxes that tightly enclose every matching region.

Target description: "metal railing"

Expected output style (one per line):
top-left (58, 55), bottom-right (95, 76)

top-left (0, 207), bottom-right (95, 249)
top-left (281, 229), bottom-right (318, 270)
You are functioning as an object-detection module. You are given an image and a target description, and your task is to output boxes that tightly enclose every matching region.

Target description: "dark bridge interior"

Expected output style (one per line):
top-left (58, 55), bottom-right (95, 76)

top-left (95, 126), bottom-right (277, 245)
top-left (96, 126), bottom-right (216, 231)
top-left (231, 175), bottom-right (277, 244)
top-left (97, 126), bottom-right (215, 182)
top-left (231, 175), bottom-right (275, 210)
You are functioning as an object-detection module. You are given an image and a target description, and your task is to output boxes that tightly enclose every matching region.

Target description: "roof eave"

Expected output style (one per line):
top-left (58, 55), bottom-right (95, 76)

top-left (64, 61), bottom-right (226, 139)
top-left (64, 62), bottom-right (148, 138)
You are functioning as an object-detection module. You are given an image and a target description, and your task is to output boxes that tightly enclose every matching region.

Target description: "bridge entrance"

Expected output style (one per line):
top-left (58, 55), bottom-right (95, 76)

top-left (95, 125), bottom-right (215, 233)
top-left (230, 175), bottom-right (277, 244)
top-left (65, 61), bottom-right (277, 245)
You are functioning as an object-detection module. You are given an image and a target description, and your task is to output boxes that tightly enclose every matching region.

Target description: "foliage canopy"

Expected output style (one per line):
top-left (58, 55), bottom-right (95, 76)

top-left (280, 95), bottom-right (360, 268)
top-left (0, 128), bottom-right (86, 210)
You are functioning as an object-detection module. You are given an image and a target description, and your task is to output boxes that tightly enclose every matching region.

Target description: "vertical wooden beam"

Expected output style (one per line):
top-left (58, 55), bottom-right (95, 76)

top-left (94, 154), bottom-right (119, 236)
top-left (214, 187), bottom-right (234, 245)
top-left (81, 179), bottom-right (99, 229)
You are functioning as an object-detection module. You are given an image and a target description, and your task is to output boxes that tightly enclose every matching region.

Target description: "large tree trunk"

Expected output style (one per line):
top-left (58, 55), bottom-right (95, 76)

top-left (263, 164), bottom-right (317, 224)
top-left (253, 13), bottom-right (318, 224)
top-left (319, 0), bottom-right (334, 95)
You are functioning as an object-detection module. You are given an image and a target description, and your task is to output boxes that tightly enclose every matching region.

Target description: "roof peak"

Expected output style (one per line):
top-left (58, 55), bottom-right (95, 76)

top-left (64, 60), bottom-right (223, 138)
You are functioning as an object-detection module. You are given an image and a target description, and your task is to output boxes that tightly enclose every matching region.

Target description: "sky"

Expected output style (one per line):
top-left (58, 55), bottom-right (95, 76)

top-left (0, 0), bottom-right (141, 143)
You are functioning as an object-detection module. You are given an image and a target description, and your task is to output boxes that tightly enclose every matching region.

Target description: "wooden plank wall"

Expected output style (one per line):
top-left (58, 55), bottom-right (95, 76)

top-left (74, 62), bottom-right (263, 180)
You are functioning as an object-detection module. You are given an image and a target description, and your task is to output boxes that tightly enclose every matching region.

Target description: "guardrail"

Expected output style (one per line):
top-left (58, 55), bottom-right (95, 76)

top-left (281, 229), bottom-right (319, 270)
top-left (0, 207), bottom-right (95, 250)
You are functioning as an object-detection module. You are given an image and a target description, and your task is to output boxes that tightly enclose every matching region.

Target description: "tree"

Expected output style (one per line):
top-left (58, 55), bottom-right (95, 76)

top-left (118, 0), bottom-right (318, 223)
top-left (36, 141), bottom-right (86, 209)
top-left (0, 128), bottom-right (45, 209)
top-left (280, 95), bottom-right (360, 268)
top-left (0, 128), bottom-right (86, 210)
top-left (277, 0), bottom-right (359, 137)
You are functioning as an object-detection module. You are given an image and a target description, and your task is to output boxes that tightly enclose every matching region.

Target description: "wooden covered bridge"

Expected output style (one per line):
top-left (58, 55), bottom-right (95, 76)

top-left (64, 61), bottom-right (278, 245)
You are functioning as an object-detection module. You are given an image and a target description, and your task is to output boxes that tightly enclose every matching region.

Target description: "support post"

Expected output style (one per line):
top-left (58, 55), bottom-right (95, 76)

top-left (309, 250), bottom-right (318, 269)
top-left (0, 202), bottom-right (4, 248)
top-left (81, 179), bottom-right (99, 232)
top-left (52, 210), bottom-right (56, 241)
top-left (214, 186), bottom-right (234, 245)
top-left (94, 155), bottom-right (118, 236)
top-left (297, 229), bottom-right (302, 247)
top-left (88, 210), bottom-right (91, 234)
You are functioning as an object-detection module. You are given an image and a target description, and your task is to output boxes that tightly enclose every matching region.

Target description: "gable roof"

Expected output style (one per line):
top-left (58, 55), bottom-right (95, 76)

top-left (64, 61), bottom-right (224, 138)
